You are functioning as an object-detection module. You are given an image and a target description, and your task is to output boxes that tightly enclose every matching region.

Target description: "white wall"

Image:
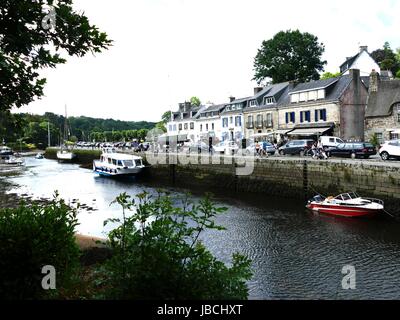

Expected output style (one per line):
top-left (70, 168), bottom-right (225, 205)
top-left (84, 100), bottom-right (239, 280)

top-left (343, 51), bottom-right (381, 76)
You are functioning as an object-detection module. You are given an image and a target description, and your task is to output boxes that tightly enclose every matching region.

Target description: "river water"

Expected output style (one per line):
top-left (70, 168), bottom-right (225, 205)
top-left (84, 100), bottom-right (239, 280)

top-left (1, 157), bottom-right (400, 300)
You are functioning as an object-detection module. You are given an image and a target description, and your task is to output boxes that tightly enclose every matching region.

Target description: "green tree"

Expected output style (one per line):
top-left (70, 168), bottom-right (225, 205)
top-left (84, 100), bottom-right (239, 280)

top-left (371, 42), bottom-right (400, 75)
top-left (190, 97), bottom-right (201, 107)
top-left (253, 30), bottom-right (326, 84)
top-left (320, 72), bottom-right (341, 80)
top-left (161, 111), bottom-right (172, 123)
top-left (396, 70), bottom-right (400, 79)
top-left (103, 192), bottom-right (252, 300)
top-left (0, 0), bottom-right (112, 112)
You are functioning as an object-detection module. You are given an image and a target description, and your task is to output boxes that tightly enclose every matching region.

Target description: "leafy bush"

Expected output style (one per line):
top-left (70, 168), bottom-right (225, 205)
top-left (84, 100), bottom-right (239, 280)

top-left (0, 193), bottom-right (80, 300)
top-left (103, 192), bottom-right (252, 300)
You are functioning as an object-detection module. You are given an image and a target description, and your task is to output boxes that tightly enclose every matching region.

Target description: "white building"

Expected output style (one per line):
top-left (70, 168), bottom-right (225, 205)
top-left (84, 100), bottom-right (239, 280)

top-left (196, 104), bottom-right (226, 143)
top-left (220, 97), bottom-right (248, 143)
top-left (340, 46), bottom-right (380, 77)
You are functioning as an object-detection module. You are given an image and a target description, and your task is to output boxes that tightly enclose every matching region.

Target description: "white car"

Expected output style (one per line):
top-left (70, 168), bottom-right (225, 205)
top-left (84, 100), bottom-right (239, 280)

top-left (213, 141), bottom-right (239, 154)
top-left (379, 140), bottom-right (400, 160)
top-left (320, 136), bottom-right (344, 149)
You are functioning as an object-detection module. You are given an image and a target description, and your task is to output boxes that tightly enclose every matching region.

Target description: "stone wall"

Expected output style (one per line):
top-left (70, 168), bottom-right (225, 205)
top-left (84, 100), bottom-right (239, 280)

top-left (365, 113), bottom-right (399, 142)
top-left (142, 154), bottom-right (400, 215)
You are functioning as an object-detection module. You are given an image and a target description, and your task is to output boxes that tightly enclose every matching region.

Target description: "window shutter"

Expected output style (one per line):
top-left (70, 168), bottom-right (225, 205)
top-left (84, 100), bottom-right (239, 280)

top-left (286, 113), bottom-right (289, 124)
top-left (292, 112), bottom-right (295, 123)
top-left (322, 109), bottom-right (327, 121)
top-left (315, 110), bottom-right (318, 122)
top-left (300, 112), bottom-right (303, 123)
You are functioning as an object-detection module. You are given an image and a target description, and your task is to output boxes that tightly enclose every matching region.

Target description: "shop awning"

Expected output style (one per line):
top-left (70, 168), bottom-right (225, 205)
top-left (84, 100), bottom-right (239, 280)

top-left (286, 127), bottom-right (332, 136)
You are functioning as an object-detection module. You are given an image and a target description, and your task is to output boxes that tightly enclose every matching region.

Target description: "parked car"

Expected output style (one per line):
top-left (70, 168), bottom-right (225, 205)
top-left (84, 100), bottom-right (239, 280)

top-left (278, 140), bottom-right (314, 156)
top-left (184, 141), bottom-right (209, 154)
top-left (379, 140), bottom-right (400, 160)
top-left (246, 142), bottom-right (276, 156)
top-left (213, 141), bottom-right (239, 154)
top-left (320, 136), bottom-right (344, 149)
top-left (327, 142), bottom-right (376, 159)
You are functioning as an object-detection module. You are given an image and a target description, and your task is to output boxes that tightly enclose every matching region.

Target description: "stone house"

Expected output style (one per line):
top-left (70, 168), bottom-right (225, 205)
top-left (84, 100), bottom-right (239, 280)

top-left (276, 69), bottom-right (368, 141)
top-left (365, 71), bottom-right (400, 143)
top-left (243, 83), bottom-right (289, 140)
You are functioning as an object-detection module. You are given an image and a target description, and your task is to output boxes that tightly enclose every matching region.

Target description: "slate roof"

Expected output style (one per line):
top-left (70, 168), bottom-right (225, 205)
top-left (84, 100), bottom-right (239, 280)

top-left (366, 80), bottom-right (400, 117)
top-left (277, 75), bottom-right (353, 106)
top-left (289, 77), bottom-right (339, 94)
top-left (202, 104), bottom-right (226, 113)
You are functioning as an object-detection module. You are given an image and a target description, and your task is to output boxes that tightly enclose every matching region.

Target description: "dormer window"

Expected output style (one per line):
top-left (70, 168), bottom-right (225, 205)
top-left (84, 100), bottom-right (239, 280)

top-left (264, 97), bottom-right (274, 105)
top-left (249, 100), bottom-right (257, 107)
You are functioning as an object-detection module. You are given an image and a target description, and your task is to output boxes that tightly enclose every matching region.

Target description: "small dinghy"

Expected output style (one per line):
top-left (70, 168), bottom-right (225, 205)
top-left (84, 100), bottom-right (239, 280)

top-left (306, 192), bottom-right (384, 218)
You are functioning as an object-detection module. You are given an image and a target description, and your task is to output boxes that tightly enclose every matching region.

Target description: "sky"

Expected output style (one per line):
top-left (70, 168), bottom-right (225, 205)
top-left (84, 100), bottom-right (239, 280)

top-left (16, 0), bottom-right (400, 122)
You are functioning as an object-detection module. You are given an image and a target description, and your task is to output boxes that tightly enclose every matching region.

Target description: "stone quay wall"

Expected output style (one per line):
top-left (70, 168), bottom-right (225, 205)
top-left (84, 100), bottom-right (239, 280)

top-left (141, 153), bottom-right (400, 215)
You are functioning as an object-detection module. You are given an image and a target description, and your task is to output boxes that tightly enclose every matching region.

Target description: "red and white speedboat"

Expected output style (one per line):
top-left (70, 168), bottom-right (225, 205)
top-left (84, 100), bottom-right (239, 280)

top-left (306, 192), bottom-right (384, 218)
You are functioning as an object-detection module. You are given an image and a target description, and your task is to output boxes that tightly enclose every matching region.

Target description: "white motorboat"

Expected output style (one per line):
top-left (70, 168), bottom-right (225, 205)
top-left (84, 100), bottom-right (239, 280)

top-left (35, 153), bottom-right (44, 159)
top-left (0, 146), bottom-right (13, 156)
top-left (93, 149), bottom-right (145, 177)
top-left (0, 154), bottom-right (24, 166)
top-left (57, 149), bottom-right (76, 161)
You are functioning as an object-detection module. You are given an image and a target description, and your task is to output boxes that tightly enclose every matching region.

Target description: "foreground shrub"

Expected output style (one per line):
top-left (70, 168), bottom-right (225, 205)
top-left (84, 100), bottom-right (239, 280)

top-left (103, 192), bottom-right (252, 300)
top-left (0, 194), bottom-right (80, 299)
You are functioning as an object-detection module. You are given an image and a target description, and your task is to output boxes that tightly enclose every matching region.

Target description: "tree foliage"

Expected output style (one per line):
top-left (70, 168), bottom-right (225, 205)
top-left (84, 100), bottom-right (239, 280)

top-left (190, 96), bottom-right (201, 107)
top-left (320, 72), bottom-right (341, 80)
top-left (0, 0), bottom-right (112, 111)
top-left (102, 192), bottom-right (253, 300)
top-left (0, 112), bottom-right (155, 146)
top-left (371, 42), bottom-right (400, 75)
top-left (0, 193), bottom-right (80, 300)
top-left (253, 30), bottom-right (326, 84)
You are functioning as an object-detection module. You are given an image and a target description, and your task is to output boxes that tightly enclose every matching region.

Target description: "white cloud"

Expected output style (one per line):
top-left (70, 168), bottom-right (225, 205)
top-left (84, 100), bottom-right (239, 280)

top-left (16, 0), bottom-right (400, 122)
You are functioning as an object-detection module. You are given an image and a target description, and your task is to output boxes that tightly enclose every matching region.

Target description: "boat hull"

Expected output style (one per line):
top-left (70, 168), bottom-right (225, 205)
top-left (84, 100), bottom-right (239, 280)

top-left (93, 162), bottom-right (144, 177)
top-left (57, 152), bottom-right (76, 161)
top-left (306, 203), bottom-right (381, 218)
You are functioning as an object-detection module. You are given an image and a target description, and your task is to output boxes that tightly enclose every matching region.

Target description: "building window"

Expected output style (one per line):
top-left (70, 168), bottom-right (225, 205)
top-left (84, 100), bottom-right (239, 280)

top-left (256, 114), bottom-right (263, 127)
top-left (184, 123), bottom-right (188, 130)
top-left (206, 124), bottom-right (209, 131)
top-left (247, 115), bottom-right (254, 128)
top-left (222, 118), bottom-right (228, 128)
top-left (396, 104), bottom-right (400, 122)
top-left (173, 124), bottom-right (176, 131)
top-left (317, 89), bottom-right (325, 100)
top-left (264, 97), bottom-right (274, 105)
top-left (190, 122), bottom-right (194, 130)
top-left (179, 124), bottom-right (182, 131)
top-left (249, 100), bottom-right (257, 107)
top-left (168, 125), bottom-right (172, 132)
top-left (300, 111), bottom-right (311, 123)
top-left (212, 123), bottom-right (214, 130)
top-left (265, 113), bottom-right (273, 127)
top-left (315, 109), bottom-right (327, 122)
top-left (200, 124), bottom-right (203, 132)
top-left (230, 117), bottom-right (233, 124)
top-left (285, 112), bottom-right (295, 124)
top-left (235, 116), bottom-right (241, 127)
top-left (291, 93), bottom-right (300, 103)
top-left (376, 132), bottom-right (383, 144)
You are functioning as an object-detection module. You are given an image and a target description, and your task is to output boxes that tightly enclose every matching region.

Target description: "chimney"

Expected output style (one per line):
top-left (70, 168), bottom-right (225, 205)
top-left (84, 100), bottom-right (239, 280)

top-left (369, 69), bottom-right (379, 93)
top-left (359, 45), bottom-right (368, 53)
top-left (288, 80), bottom-right (296, 90)
top-left (349, 68), bottom-right (360, 81)
top-left (229, 96), bottom-right (235, 103)
top-left (253, 87), bottom-right (263, 95)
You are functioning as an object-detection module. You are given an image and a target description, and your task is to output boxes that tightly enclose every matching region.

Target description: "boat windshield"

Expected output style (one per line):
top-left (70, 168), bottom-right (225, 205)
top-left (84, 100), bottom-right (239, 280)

top-left (335, 192), bottom-right (359, 201)
top-left (123, 160), bottom-right (134, 167)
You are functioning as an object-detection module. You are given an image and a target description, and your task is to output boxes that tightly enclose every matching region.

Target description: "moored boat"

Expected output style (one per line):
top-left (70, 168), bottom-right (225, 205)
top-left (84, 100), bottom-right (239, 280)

top-left (93, 149), bottom-right (145, 177)
top-left (57, 149), bottom-right (76, 161)
top-left (306, 192), bottom-right (384, 218)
